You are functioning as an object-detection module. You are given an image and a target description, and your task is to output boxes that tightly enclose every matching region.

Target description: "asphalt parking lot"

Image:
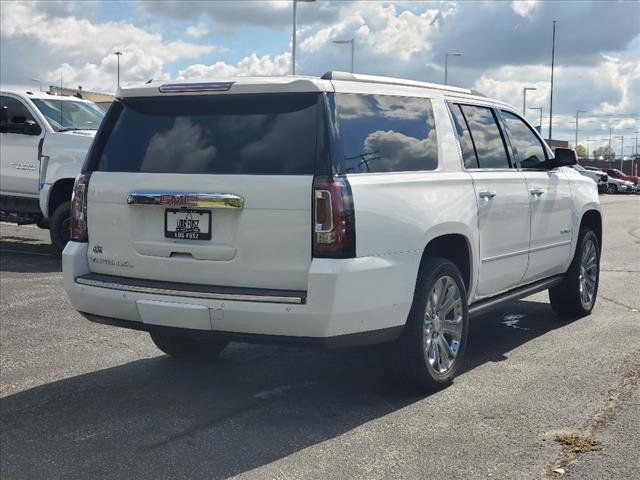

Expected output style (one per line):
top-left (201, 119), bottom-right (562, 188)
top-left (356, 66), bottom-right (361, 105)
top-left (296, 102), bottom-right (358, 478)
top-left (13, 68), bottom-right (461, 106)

top-left (1, 194), bottom-right (638, 480)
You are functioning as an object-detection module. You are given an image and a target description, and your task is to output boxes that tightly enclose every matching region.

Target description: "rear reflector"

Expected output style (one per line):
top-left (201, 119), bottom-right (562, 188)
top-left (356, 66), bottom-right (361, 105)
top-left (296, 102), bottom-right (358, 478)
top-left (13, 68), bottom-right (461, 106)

top-left (70, 173), bottom-right (91, 242)
top-left (158, 82), bottom-right (234, 93)
top-left (312, 176), bottom-right (355, 258)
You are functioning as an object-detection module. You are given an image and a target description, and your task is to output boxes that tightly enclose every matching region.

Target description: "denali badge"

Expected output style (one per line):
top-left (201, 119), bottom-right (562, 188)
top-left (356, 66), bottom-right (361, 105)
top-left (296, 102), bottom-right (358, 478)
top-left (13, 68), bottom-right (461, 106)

top-left (89, 256), bottom-right (134, 268)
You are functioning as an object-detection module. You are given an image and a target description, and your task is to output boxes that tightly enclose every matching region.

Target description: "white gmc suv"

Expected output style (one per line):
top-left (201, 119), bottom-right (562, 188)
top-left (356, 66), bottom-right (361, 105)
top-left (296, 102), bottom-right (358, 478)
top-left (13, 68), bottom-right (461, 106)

top-left (63, 72), bottom-right (602, 390)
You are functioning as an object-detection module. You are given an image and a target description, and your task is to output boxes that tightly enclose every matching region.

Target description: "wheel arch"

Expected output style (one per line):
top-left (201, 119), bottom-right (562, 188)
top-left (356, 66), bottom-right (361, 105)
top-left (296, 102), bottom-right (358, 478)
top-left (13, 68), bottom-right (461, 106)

top-left (580, 208), bottom-right (602, 249)
top-left (47, 178), bottom-right (75, 217)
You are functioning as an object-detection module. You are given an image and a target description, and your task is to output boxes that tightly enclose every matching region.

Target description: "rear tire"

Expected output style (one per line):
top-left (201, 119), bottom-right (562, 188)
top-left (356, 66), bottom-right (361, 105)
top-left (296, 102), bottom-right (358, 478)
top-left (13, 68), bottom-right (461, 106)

top-left (392, 257), bottom-right (469, 391)
top-left (49, 201), bottom-right (71, 252)
top-left (149, 331), bottom-right (229, 361)
top-left (606, 183), bottom-right (617, 194)
top-left (549, 227), bottom-right (600, 319)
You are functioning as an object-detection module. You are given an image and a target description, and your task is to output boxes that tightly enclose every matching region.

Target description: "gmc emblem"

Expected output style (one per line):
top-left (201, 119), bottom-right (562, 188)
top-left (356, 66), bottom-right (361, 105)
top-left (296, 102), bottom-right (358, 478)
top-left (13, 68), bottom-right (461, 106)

top-left (159, 195), bottom-right (197, 207)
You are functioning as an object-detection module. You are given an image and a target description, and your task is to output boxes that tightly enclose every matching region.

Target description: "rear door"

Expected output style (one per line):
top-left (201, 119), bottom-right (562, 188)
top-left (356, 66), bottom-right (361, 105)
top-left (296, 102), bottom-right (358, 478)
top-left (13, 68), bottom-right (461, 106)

top-left (449, 103), bottom-right (530, 298)
top-left (85, 92), bottom-right (322, 291)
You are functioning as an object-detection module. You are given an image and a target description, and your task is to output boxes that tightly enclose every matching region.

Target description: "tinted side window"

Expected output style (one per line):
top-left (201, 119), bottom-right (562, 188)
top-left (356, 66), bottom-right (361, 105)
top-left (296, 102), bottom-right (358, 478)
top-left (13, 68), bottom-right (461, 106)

top-left (501, 111), bottom-right (547, 169)
top-left (460, 105), bottom-right (510, 169)
top-left (449, 103), bottom-right (478, 168)
top-left (335, 94), bottom-right (438, 173)
top-left (95, 93), bottom-right (319, 175)
top-left (0, 96), bottom-right (36, 125)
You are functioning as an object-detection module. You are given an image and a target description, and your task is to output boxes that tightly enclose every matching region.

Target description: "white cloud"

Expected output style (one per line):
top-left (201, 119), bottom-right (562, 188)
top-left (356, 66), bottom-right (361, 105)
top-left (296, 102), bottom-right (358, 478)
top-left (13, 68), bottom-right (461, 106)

top-left (177, 52), bottom-right (291, 79)
top-left (186, 22), bottom-right (210, 38)
top-left (0, 1), bottom-right (214, 92)
top-left (511, 1), bottom-right (538, 17)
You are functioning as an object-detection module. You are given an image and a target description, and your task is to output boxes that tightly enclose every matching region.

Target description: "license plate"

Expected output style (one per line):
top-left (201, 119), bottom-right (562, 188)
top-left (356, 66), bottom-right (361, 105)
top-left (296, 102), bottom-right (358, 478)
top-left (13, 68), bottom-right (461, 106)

top-left (165, 209), bottom-right (211, 240)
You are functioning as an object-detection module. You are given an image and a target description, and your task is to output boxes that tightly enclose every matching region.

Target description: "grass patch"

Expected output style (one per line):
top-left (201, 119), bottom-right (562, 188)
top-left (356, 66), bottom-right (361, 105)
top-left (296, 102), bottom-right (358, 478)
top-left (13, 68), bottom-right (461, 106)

top-left (554, 433), bottom-right (602, 453)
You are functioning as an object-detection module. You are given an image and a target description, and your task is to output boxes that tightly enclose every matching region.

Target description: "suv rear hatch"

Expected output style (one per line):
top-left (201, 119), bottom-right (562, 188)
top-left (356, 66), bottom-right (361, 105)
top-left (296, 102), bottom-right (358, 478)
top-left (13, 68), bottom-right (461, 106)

top-left (82, 91), bottom-right (322, 291)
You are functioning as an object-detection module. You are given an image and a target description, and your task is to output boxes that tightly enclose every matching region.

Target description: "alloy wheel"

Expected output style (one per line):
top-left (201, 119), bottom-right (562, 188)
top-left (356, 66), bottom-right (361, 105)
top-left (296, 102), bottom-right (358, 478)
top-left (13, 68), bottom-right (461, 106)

top-left (423, 275), bottom-right (464, 374)
top-left (579, 238), bottom-right (598, 309)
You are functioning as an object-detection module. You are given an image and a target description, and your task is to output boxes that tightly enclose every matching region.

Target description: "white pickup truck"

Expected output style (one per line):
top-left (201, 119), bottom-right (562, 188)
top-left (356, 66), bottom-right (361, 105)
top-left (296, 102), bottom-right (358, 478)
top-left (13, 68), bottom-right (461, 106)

top-left (0, 86), bottom-right (104, 250)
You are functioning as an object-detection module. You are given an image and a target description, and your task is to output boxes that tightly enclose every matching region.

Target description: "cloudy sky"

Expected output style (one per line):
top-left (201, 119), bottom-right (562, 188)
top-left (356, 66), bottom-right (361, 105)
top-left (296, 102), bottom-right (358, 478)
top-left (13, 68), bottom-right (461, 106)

top-left (1, 0), bottom-right (638, 152)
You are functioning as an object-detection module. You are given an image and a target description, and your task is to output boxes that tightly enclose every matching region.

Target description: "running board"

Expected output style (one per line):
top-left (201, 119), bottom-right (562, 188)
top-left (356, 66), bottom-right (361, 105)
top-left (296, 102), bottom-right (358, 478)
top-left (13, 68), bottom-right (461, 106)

top-left (468, 275), bottom-right (563, 318)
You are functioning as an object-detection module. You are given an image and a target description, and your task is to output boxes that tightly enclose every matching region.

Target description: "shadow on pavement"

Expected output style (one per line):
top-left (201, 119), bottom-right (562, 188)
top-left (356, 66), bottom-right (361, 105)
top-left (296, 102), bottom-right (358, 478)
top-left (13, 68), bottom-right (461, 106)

top-left (0, 299), bottom-right (565, 479)
top-left (0, 238), bottom-right (61, 273)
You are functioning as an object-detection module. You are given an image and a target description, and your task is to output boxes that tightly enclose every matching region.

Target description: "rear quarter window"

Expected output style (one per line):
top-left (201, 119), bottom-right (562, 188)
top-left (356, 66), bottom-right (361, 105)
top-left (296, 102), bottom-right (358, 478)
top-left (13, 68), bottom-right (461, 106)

top-left (93, 93), bottom-right (319, 175)
top-left (334, 93), bottom-right (438, 174)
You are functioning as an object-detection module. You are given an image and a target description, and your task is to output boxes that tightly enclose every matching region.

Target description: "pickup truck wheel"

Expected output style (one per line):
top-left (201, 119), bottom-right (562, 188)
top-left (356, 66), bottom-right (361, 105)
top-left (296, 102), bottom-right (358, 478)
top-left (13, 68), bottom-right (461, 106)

top-left (149, 331), bottom-right (228, 361)
top-left (549, 228), bottom-right (600, 319)
top-left (49, 201), bottom-right (71, 252)
top-left (393, 257), bottom-right (469, 391)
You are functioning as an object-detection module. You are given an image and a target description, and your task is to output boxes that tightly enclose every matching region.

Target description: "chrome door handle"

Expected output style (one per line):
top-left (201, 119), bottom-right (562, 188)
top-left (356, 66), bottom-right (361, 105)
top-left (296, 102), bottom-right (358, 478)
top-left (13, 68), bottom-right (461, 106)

top-left (478, 190), bottom-right (496, 199)
top-left (530, 189), bottom-right (545, 197)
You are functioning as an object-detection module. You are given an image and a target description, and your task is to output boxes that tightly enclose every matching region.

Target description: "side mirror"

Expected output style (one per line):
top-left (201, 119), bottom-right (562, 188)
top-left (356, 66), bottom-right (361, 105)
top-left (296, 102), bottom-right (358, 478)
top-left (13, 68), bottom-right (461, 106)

top-left (549, 148), bottom-right (577, 169)
top-left (22, 120), bottom-right (42, 136)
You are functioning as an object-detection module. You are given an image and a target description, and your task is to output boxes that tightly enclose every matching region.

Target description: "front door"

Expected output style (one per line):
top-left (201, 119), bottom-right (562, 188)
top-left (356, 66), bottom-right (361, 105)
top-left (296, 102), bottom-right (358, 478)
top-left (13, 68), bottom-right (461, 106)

top-left (499, 110), bottom-right (573, 282)
top-left (0, 95), bottom-right (43, 196)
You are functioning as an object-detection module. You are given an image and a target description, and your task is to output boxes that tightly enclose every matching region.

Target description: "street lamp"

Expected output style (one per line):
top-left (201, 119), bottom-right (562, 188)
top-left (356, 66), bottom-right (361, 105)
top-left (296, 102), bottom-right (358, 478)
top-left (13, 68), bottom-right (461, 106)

top-left (444, 51), bottom-right (463, 85)
top-left (30, 78), bottom-right (43, 92)
top-left (113, 51), bottom-right (123, 88)
top-left (291, 0), bottom-right (315, 75)
top-left (529, 106), bottom-right (543, 134)
top-left (574, 109), bottom-right (586, 149)
top-left (548, 20), bottom-right (557, 140)
top-left (522, 87), bottom-right (536, 114)
top-left (332, 38), bottom-right (355, 73)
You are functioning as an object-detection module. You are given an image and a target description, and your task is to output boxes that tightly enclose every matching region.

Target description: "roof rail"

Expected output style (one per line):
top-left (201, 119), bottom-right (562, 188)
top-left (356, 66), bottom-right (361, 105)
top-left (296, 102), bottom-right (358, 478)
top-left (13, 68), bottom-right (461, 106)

top-left (321, 71), bottom-right (472, 95)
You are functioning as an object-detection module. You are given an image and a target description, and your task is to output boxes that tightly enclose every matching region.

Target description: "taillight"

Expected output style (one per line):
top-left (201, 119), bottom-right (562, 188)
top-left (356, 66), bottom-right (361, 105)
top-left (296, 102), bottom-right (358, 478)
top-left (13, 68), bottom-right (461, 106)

top-left (70, 173), bottom-right (91, 242)
top-left (312, 176), bottom-right (355, 258)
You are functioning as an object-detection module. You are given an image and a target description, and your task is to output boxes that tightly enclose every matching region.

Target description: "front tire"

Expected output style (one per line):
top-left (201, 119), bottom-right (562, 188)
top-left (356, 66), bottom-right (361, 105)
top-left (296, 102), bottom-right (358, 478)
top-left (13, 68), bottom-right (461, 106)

top-left (49, 201), bottom-right (71, 252)
top-left (393, 257), bottom-right (469, 391)
top-left (549, 227), bottom-right (600, 319)
top-left (149, 331), bottom-right (229, 361)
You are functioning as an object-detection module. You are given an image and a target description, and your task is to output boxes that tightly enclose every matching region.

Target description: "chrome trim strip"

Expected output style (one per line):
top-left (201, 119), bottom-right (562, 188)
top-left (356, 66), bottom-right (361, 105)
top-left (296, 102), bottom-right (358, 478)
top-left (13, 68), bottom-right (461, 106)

top-left (482, 240), bottom-right (572, 263)
top-left (126, 192), bottom-right (244, 209)
top-left (75, 277), bottom-right (304, 304)
top-left (529, 240), bottom-right (571, 254)
top-left (482, 248), bottom-right (529, 263)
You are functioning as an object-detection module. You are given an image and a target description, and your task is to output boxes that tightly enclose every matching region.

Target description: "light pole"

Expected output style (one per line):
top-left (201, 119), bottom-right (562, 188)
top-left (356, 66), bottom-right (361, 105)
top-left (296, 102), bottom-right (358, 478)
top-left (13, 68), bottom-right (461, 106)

top-left (333, 39), bottom-right (355, 73)
top-left (548, 20), bottom-right (557, 140)
top-left (522, 87), bottom-right (536, 114)
top-left (529, 106), bottom-right (543, 134)
top-left (291, 0), bottom-right (315, 75)
top-left (617, 135), bottom-right (624, 170)
top-left (444, 51), bottom-right (463, 85)
top-left (30, 78), bottom-right (43, 92)
top-left (113, 51), bottom-right (123, 88)
top-left (574, 109), bottom-right (586, 149)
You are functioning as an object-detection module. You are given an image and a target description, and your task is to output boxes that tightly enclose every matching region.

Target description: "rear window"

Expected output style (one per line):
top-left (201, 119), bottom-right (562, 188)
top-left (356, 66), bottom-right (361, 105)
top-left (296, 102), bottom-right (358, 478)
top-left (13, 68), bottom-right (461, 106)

top-left (334, 93), bottom-right (438, 173)
top-left (94, 93), bottom-right (319, 175)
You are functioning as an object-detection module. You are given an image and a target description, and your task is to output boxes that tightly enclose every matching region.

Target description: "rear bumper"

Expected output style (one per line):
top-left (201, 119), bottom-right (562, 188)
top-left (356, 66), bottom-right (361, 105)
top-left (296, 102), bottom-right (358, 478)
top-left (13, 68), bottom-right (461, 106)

top-left (63, 242), bottom-right (417, 343)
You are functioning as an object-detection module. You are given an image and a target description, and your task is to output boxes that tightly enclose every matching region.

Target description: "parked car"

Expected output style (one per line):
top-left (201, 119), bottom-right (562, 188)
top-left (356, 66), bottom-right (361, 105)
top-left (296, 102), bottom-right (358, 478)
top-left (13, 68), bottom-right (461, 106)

top-left (62, 72), bottom-right (602, 391)
top-left (570, 164), bottom-right (608, 192)
top-left (606, 168), bottom-right (639, 186)
top-left (606, 176), bottom-right (634, 194)
top-left (0, 86), bottom-right (105, 250)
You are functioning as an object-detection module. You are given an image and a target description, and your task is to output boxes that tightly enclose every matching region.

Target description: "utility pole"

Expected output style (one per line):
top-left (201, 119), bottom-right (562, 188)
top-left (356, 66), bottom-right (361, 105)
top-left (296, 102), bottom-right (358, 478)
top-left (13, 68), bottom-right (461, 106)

top-left (548, 20), bottom-right (556, 140)
top-left (114, 51), bottom-right (123, 88)
top-left (523, 87), bottom-right (536, 115)
top-left (444, 51), bottom-right (463, 85)
top-left (619, 135), bottom-right (624, 170)
top-left (291, 0), bottom-right (316, 75)
top-left (575, 110), bottom-right (586, 149)
top-left (529, 106), bottom-right (543, 134)
top-left (333, 39), bottom-right (355, 73)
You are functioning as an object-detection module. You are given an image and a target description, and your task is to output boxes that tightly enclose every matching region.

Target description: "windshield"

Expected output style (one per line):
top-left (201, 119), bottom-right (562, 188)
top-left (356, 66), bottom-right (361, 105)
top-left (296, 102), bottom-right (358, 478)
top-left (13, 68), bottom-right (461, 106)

top-left (31, 98), bottom-right (105, 131)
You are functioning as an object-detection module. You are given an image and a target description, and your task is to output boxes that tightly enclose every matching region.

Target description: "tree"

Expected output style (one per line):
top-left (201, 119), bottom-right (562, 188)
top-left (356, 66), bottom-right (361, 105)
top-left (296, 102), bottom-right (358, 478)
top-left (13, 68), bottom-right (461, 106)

top-left (592, 146), bottom-right (615, 161)
top-left (575, 144), bottom-right (587, 159)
